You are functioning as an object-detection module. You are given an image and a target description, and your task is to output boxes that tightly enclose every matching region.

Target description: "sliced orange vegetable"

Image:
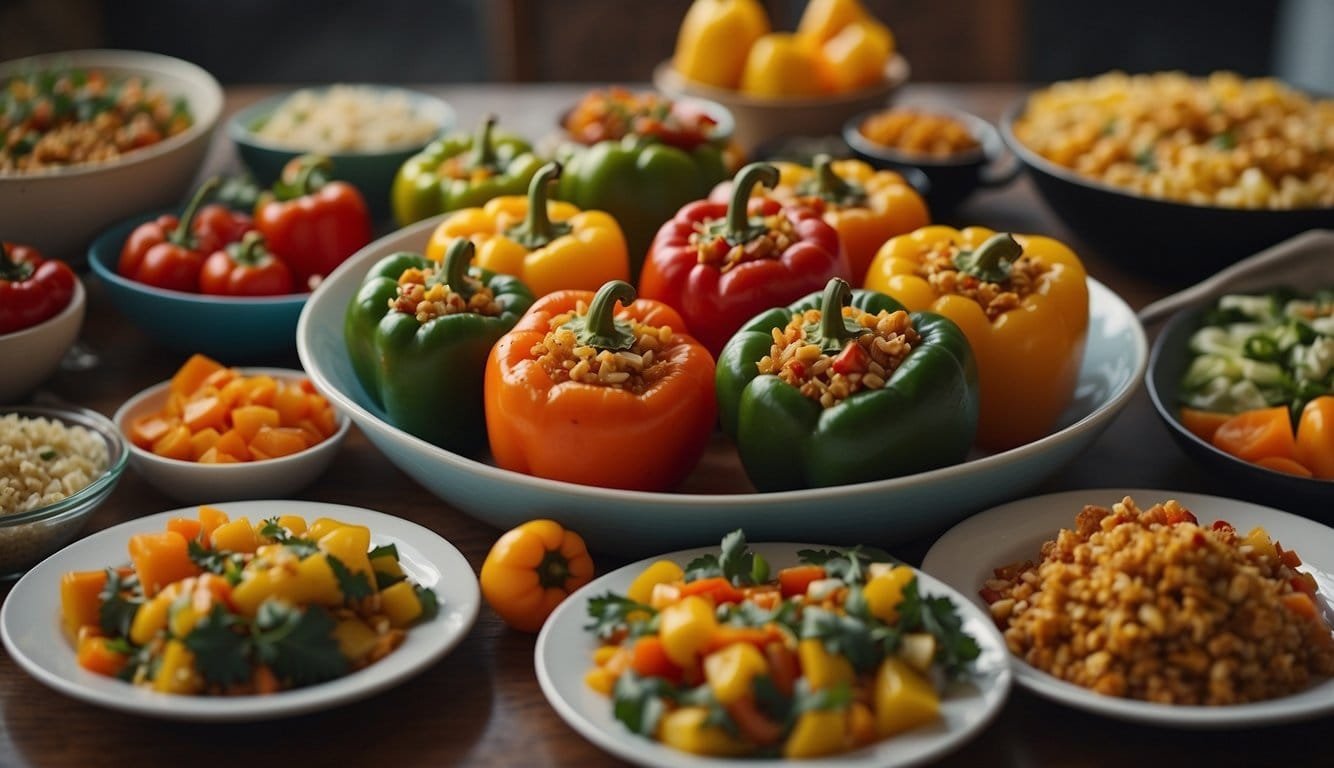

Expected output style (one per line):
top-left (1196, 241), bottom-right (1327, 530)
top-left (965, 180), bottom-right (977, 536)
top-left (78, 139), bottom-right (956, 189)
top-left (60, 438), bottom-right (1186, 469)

top-left (213, 429), bottom-right (252, 461)
top-left (170, 353), bottom-right (225, 398)
top-left (128, 531), bottom-right (200, 597)
top-left (1295, 396), bottom-right (1334, 480)
top-left (777, 564), bottom-right (826, 598)
top-left (1281, 591), bottom-right (1318, 621)
top-left (60, 570), bottom-right (108, 641)
top-left (128, 415), bottom-right (175, 449)
top-left (1179, 407), bottom-right (1232, 444)
top-left (151, 424), bottom-right (194, 461)
top-left (1212, 406), bottom-right (1297, 462)
top-left (77, 635), bottom-right (129, 677)
top-left (702, 625), bottom-right (781, 654)
top-left (249, 426), bottom-right (309, 458)
top-left (630, 636), bottom-right (684, 682)
top-left (274, 383), bottom-right (311, 425)
top-left (182, 395), bottom-right (228, 433)
top-left (1255, 456), bottom-right (1315, 478)
top-left (231, 405), bottom-right (280, 442)
top-left (198, 447), bottom-right (238, 463)
top-left (166, 517), bottom-right (203, 542)
top-left (197, 505), bottom-right (230, 543)
top-left (188, 427), bottom-right (220, 460)
top-left (678, 577), bottom-right (744, 605)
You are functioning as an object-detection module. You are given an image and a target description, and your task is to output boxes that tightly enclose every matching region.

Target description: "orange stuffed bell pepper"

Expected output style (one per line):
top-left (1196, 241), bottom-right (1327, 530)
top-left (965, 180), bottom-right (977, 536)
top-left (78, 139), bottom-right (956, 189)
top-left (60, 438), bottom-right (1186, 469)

top-left (864, 226), bottom-right (1088, 449)
top-left (426, 161), bottom-right (629, 298)
top-left (484, 280), bottom-right (716, 491)
top-left (711, 154), bottom-right (928, 283)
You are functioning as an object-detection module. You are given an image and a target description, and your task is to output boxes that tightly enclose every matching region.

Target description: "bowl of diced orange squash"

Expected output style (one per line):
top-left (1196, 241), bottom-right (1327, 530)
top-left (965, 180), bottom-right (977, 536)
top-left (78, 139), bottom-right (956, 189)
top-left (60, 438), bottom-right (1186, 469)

top-left (113, 354), bottom-right (349, 503)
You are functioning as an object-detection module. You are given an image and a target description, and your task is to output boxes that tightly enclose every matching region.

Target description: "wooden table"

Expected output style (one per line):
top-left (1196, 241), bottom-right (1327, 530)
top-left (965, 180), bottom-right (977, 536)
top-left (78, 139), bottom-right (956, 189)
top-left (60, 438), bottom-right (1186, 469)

top-left (1, 83), bottom-right (1327, 767)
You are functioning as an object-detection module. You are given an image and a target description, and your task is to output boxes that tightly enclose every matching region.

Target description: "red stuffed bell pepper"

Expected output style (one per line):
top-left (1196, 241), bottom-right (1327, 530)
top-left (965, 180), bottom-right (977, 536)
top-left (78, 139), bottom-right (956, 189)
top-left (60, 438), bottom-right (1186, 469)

top-left (1, 242), bottom-right (77, 334)
top-left (255, 154), bottom-right (372, 289)
top-left (639, 162), bottom-right (849, 358)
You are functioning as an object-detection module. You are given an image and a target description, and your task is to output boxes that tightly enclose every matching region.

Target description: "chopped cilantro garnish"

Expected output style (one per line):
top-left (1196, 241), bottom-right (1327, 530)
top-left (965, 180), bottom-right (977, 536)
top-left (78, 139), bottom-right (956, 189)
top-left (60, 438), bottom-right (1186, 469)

top-left (184, 605), bottom-right (250, 687)
top-left (252, 601), bottom-right (347, 687)
top-left (326, 554), bottom-right (374, 602)
top-left (97, 568), bottom-right (141, 638)
top-left (684, 529), bottom-right (768, 586)
top-left (585, 593), bottom-right (657, 639)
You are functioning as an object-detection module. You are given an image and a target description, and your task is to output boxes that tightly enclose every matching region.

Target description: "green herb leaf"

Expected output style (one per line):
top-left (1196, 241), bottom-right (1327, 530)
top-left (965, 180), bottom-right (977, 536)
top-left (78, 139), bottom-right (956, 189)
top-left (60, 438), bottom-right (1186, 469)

top-left (258, 517), bottom-right (321, 558)
top-left (612, 671), bottom-right (678, 737)
top-left (97, 568), bottom-right (142, 638)
top-left (252, 601), bottom-right (347, 687)
top-left (683, 552), bottom-right (722, 582)
top-left (895, 578), bottom-right (981, 678)
top-left (188, 539), bottom-right (247, 577)
top-left (414, 585), bottom-right (440, 623)
top-left (38, 448), bottom-right (56, 461)
top-left (585, 592), bottom-right (657, 640)
top-left (800, 607), bottom-right (878, 673)
top-left (685, 530), bottom-right (766, 586)
top-left (791, 677), bottom-right (853, 716)
top-left (183, 605), bottom-right (251, 688)
top-left (797, 545), bottom-right (893, 584)
top-left (718, 597), bottom-right (800, 634)
top-left (374, 569), bottom-right (407, 590)
top-left (325, 554), bottom-right (373, 602)
top-left (368, 543), bottom-right (399, 561)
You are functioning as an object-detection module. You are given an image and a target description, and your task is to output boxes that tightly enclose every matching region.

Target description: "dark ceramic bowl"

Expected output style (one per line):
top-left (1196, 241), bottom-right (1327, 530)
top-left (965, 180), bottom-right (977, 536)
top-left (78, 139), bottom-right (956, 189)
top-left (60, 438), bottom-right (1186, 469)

top-left (1001, 97), bottom-right (1334, 286)
top-left (843, 106), bottom-right (1019, 215)
top-left (1146, 299), bottom-right (1334, 517)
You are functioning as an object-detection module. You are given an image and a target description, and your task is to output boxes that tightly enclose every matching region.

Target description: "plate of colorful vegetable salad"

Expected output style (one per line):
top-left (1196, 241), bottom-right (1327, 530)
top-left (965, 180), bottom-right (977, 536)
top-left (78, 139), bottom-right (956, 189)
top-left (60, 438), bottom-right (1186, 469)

top-left (0, 500), bottom-right (479, 721)
top-left (534, 532), bottom-right (1010, 767)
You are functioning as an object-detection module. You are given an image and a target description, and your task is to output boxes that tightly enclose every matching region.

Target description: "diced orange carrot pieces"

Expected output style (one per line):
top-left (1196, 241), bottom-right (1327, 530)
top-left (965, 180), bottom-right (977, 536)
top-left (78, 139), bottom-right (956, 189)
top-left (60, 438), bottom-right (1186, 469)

top-left (1255, 455), bottom-right (1315, 478)
top-left (213, 429), bottom-right (252, 461)
top-left (250, 426), bottom-right (310, 459)
top-left (274, 383), bottom-right (311, 426)
top-left (1212, 406), bottom-right (1297, 463)
top-left (201, 366), bottom-right (239, 391)
top-left (182, 396), bottom-right (228, 433)
top-left (217, 378), bottom-right (249, 410)
top-left (129, 415), bottom-right (175, 449)
top-left (198, 447), bottom-right (239, 464)
top-left (246, 375), bottom-right (278, 407)
top-left (198, 505), bottom-right (230, 541)
top-left (151, 424), bottom-right (194, 461)
top-left (128, 531), bottom-right (200, 597)
top-left (310, 402), bottom-right (337, 437)
top-left (163, 392), bottom-right (186, 419)
top-left (1281, 591), bottom-right (1318, 621)
top-left (77, 635), bottom-right (129, 677)
top-left (1178, 407), bottom-right (1232, 444)
top-left (231, 405), bottom-right (280, 443)
top-left (166, 517), bottom-right (203, 542)
top-left (188, 427), bottom-right (221, 460)
top-left (170, 354), bottom-right (225, 398)
top-left (60, 570), bottom-right (108, 641)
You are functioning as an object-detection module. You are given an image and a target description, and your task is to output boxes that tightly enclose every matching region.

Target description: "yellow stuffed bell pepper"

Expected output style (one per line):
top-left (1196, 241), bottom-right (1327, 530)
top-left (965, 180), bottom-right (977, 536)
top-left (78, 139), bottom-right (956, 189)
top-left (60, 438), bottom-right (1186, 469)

top-left (673, 0), bottom-right (770, 90)
top-left (426, 162), bottom-right (629, 298)
top-left (864, 226), bottom-right (1088, 449)
top-left (774, 156), bottom-right (927, 283)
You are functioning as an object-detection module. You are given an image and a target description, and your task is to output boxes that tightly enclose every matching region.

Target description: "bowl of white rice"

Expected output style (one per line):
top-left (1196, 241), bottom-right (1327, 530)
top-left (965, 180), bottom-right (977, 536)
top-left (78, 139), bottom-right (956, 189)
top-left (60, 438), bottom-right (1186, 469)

top-left (228, 84), bottom-right (454, 218)
top-left (0, 405), bottom-right (128, 577)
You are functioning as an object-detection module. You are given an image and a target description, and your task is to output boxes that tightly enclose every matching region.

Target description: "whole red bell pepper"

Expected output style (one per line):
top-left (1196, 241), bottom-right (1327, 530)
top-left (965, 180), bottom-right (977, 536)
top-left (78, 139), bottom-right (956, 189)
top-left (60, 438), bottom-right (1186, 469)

top-left (119, 177), bottom-right (222, 292)
top-left (254, 154), bottom-right (371, 289)
top-left (199, 231), bottom-right (295, 297)
top-left (638, 162), bottom-right (849, 357)
top-left (0, 242), bottom-right (77, 334)
top-left (192, 203), bottom-right (253, 254)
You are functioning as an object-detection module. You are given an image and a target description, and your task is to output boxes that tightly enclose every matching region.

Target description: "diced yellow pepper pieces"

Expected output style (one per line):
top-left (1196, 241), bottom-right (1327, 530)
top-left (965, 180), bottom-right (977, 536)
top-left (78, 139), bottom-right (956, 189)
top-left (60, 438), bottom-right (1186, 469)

top-left (626, 560), bottom-right (685, 605)
top-left (1245, 526), bottom-right (1278, 561)
top-left (658, 706), bottom-right (750, 757)
top-left (863, 565), bottom-right (915, 624)
top-left (153, 640), bottom-right (203, 694)
top-left (585, 666), bottom-right (617, 695)
top-left (703, 642), bottom-right (769, 704)
top-left (210, 517), bottom-right (259, 554)
top-left (129, 583), bottom-right (181, 645)
top-left (380, 580), bottom-right (423, 627)
top-left (318, 526), bottom-right (376, 592)
top-left (798, 637), bottom-right (854, 690)
top-left (658, 595), bottom-right (718, 668)
top-left (784, 708), bottom-right (848, 759)
top-left (293, 553), bottom-right (343, 606)
top-left (306, 517), bottom-right (363, 541)
top-left (874, 657), bottom-right (940, 736)
top-left (331, 618), bottom-right (379, 662)
top-left (370, 552), bottom-right (404, 580)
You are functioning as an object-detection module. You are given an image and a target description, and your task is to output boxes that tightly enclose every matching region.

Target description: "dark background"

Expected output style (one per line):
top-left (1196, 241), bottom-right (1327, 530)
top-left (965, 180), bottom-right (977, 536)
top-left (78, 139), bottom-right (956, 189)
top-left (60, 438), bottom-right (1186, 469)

top-left (0, 0), bottom-right (1317, 88)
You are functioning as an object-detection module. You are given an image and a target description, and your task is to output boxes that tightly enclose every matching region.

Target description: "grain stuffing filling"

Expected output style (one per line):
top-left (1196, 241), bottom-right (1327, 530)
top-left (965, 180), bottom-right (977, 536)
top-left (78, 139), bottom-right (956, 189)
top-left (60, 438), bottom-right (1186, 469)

top-left (982, 496), bottom-right (1334, 705)
top-left (389, 265), bottom-right (500, 323)
top-left (691, 213), bottom-right (796, 272)
top-left (757, 306), bottom-right (920, 408)
top-left (530, 300), bottom-right (674, 394)
top-left (917, 240), bottom-right (1050, 321)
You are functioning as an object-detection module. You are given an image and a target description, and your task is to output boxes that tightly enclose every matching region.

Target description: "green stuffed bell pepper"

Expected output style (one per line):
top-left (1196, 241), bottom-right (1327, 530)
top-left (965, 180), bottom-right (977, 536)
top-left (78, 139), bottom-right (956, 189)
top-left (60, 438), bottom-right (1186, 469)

top-left (345, 239), bottom-right (534, 454)
top-left (391, 115), bottom-right (543, 227)
top-left (717, 278), bottom-right (979, 491)
top-left (557, 135), bottom-right (727, 279)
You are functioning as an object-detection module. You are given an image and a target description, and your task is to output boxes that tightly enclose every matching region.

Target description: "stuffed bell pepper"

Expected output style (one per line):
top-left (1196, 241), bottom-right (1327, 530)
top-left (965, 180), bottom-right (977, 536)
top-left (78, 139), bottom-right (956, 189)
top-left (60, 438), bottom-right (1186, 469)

top-left (345, 239), bottom-right (534, 454)
top-left (426, 162), bottom-right (629, 298)
top-left (485, 280), bottom-right (716, 491)
top-left (864, 226), bottom-right (1088, 449)
top-left (556, 88), bottom-right (731, 275)
top-left (717, 277), bottom-right (977, 491)
top-left (640, 162), bottom-right (850, 358)
top-left (391, 115), bottom-right (542, 227)
top-left (711, 154), bottom-right (928, 283)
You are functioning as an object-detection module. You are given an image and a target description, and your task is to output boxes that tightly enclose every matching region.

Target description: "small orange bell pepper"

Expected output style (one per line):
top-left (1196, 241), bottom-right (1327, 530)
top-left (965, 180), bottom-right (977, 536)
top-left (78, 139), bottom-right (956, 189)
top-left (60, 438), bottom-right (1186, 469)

top-left (718, 156), bottom-right (928, 283)
top-left (484, 280), bottom-right (717, 491)
top-left (426, 162), bottom-right (629, 299)
top-left (865, 226), bottom-right (1088, 449)
top-left (1296, 396), bottom-right (1334, 479)
top-left (480, 519), bottom-right (595, 633)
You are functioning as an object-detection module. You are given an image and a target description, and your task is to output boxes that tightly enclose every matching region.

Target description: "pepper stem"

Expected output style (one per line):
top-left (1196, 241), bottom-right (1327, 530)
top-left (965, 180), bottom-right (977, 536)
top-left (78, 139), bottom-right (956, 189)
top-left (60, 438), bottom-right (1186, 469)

top-left (227, 231), bottom-right (268, 266)
top-left (561, 279), bottom-right (637, 351)
top-left (470, 114), bottom-right (499, 170)
top-left (805, 278), bottom-right (868, 354)
top-left (0, 242), bottom-right (33, 281)
top-left (433, 238), bottom-right (477, 299)
top-left (536, 549), bottom-right (571, 590)
top-left (953, 233), bottom-right (1021, 284)
top-left (724, 162), bottom-right (780, 243)
top-left (507, 162), bottom-right (572, 249)
top-left (809, 154), bottom-right (866, 207)
top-left (273, 154), bottom-right (333, 201)
top-left (169, 176), bottom-right (221, 247)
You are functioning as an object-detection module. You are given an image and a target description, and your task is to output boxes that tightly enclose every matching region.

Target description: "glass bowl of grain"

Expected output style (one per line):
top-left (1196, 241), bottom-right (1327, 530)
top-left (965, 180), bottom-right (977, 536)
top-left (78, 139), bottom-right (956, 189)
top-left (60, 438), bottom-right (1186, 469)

top-left (0, 405), bottom-right (128, 578)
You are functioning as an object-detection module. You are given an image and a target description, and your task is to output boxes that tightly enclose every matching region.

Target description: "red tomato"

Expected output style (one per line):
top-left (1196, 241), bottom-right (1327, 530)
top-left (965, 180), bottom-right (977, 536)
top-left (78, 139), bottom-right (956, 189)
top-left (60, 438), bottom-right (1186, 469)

top-left (199, 232), bottom-right (294, 296)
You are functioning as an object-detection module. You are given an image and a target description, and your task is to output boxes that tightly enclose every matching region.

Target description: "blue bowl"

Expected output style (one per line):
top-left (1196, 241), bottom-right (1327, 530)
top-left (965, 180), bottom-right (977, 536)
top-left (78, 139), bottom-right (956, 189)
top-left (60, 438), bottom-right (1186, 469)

top-left (87, 213), bottom-right (308, 363)
top-left (228, 86), bottom-right (455, 220)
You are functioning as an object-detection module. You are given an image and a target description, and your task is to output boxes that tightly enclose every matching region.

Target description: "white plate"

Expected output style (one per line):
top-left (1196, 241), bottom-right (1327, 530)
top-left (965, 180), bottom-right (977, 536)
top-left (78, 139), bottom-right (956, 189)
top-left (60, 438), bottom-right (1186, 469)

top-left (921, 488), bottom-right (1334, 729)
top-left (0, 500), bottom-right (480, 722)
top-left (535, 542), bottom-right (1012, 767)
